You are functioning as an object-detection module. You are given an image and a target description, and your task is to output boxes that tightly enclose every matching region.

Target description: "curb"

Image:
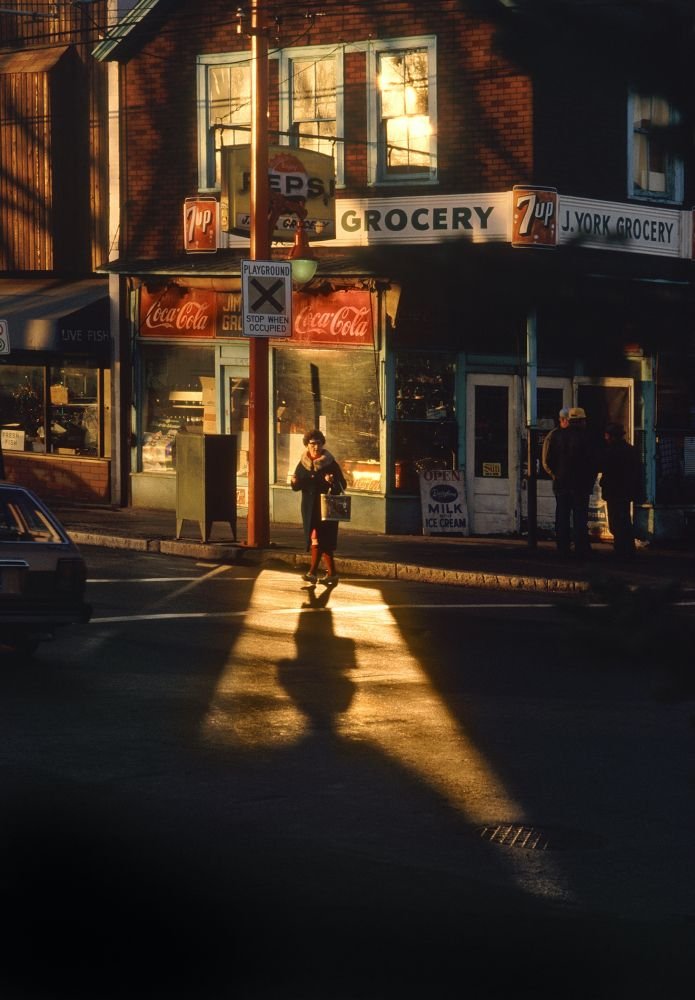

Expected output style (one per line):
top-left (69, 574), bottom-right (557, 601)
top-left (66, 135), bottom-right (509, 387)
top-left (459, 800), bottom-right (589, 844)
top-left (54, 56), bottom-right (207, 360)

top-left (68, 529), bottom-right (587, 593)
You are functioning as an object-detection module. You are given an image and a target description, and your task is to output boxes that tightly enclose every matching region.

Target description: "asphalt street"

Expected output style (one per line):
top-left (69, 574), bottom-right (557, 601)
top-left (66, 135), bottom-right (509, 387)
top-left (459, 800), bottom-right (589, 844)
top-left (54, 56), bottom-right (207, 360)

top-left (2, 547), bottom-right (695, 998)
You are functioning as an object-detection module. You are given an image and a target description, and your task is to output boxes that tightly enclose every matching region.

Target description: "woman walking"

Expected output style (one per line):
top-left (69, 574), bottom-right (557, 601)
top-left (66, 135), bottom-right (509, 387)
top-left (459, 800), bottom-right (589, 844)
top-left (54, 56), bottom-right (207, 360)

top-left (291, 429), bottom-right (346, 587)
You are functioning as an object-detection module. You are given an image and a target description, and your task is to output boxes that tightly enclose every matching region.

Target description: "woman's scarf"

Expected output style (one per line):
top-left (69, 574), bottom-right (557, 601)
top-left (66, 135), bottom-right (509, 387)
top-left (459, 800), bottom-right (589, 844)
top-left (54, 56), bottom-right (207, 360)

top-left (300, 447), bottom-right (335, 472)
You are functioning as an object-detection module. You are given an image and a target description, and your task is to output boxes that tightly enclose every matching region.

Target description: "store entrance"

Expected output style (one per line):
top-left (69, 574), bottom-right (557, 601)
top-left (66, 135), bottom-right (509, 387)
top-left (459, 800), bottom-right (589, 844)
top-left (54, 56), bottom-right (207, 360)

top-left (575, 377), bottom-right (633, 444)
top-left (221, 366), bottom-right (250, 501)
top-left (465, 374), bottom-right (521, 535)
top-left (534, 377), bottom-right (573, 531)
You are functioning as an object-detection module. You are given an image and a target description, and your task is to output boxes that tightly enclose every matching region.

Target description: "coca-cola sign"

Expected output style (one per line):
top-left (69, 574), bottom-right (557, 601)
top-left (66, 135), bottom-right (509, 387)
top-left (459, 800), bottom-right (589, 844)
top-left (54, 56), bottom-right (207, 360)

top-left (139, 284), bottom-right (373, 347)
top-left (290, 290), bottom-right (373, 346)
top-left (140, 286), bottom-right (216, 337)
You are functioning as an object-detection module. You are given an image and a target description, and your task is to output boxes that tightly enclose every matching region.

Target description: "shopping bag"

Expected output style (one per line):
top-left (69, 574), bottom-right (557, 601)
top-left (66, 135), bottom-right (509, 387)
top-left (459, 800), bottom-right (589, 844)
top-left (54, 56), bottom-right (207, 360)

top-left (320, 491), bottom-right (352, 522)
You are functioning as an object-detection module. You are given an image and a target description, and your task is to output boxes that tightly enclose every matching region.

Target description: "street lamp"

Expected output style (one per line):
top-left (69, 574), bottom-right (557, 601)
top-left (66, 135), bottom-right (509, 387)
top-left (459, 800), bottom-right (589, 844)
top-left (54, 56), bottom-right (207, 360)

top-left (288, 219), bottom-right (318, 285)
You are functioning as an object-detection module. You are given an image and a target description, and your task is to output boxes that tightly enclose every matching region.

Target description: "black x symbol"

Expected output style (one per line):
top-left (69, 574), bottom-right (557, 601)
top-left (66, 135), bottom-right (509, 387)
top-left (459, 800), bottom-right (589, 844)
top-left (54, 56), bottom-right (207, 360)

top-left (250, 277), bottom-right (284, 313)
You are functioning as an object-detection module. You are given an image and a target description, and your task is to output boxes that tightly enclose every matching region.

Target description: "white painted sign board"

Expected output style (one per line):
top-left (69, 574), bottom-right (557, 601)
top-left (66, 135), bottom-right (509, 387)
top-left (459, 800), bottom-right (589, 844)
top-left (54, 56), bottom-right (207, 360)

top-left (419, 469), bottom-right (469, 536)
top-left (241, 259), bottom-right (292, 338)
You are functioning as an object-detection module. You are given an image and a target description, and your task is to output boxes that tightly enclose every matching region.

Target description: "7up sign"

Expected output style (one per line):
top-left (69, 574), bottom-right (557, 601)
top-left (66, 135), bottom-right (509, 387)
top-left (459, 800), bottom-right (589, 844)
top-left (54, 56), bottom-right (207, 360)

top-left (512, 185), bottom-right (558, 248)
top-left (0, 320), bottom-right (10, 355)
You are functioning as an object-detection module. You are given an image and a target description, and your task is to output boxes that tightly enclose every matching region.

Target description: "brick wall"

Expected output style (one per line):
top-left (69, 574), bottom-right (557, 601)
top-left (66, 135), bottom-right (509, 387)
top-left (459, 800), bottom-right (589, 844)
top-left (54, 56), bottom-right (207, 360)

top-left (3, 454), bottom-right (111, 504)
top-left (116, 0), bottom-right (533, 260)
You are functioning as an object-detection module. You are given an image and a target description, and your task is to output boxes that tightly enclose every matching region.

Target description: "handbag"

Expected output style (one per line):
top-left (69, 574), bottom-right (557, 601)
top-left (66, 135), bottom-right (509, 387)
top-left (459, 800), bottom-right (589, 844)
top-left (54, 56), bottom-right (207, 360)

top-left (320, 489), bottom-right (352, 522)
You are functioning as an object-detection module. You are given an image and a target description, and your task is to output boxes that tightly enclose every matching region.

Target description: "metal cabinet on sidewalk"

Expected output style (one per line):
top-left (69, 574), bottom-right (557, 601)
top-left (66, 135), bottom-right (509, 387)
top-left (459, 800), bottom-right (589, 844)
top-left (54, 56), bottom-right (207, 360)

top-left (175, 433), bottom-right (237, 542)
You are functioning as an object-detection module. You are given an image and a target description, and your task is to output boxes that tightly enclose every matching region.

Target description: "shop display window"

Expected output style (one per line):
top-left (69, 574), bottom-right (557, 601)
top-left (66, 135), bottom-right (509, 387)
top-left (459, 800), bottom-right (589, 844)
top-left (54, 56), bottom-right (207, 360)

top-left (274, 348), bottom-right (381, 491)
top-left (655, 355), bottom-right (695, 503)
top-left (48, 366), bottom-right (103, 457)
top-left (140, 344), bottom-right (215, 473)
top-left (393, 352), bottom-right (457, 492)
top-left (0, 362), bottom-right (108, 457)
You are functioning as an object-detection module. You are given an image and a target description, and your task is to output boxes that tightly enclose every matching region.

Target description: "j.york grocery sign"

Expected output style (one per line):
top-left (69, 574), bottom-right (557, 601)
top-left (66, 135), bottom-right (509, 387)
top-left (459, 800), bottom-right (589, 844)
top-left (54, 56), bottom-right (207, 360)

top-left (224, 186), bottom-right (692, 259)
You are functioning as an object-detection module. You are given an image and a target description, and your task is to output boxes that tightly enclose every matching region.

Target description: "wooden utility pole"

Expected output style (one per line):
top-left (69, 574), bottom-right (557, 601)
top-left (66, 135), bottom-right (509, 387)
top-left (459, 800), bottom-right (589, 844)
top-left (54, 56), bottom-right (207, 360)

top-left (247, 0), bottom-right (270, 547)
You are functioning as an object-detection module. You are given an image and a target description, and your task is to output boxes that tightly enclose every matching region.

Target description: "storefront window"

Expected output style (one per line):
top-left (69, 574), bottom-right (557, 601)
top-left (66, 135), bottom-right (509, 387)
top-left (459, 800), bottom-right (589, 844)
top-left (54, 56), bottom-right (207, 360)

top-left (274, 348), bottom-right (381, 491)
top-left (140, 344), bottom-right (215, 473)
top-left (393, 353), bottom-right (456, 492)
top-left (48, 366), bottom-right (101, 457)
top-left (0, 362), bottom-right (108, 458)
top-left (0, 366), bottom-right (45, 453)
top-left (655, 354), bottom-right (695, 503)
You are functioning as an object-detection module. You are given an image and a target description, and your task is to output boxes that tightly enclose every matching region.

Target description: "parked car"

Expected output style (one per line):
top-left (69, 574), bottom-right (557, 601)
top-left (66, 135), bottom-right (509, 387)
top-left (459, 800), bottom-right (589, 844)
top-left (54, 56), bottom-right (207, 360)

top-left (0, 482), bottom-right (91, 655)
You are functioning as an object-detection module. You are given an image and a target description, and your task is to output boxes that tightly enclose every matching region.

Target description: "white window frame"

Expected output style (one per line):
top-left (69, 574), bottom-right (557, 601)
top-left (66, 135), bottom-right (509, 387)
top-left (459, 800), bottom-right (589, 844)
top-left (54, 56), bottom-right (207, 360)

top-left (627, 90), bottom-right (683, 205)
top-left (197, 52), bottom-right (260, 193)
top-left (278, 44), bottom-right (344, 187)
top-left (367, 35), bottom-right (437, 187)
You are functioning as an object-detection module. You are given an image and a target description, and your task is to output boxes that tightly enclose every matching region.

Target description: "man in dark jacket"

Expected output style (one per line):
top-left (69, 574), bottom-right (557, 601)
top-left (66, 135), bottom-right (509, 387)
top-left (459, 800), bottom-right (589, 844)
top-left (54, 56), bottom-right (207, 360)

top-left (599, 422), bottom-right (642, 559)
top-left (544, 406), bottom-right (599, 558)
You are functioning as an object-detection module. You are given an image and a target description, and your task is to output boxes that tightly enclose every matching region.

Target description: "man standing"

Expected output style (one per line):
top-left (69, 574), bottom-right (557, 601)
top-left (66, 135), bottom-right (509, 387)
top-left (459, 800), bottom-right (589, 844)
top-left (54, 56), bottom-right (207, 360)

top-left (543, 406), bottom-right (599, 558)
top-left (599, 422), bottom-right (642, 559)
top-left (541, 407), bottom-right (569, 548)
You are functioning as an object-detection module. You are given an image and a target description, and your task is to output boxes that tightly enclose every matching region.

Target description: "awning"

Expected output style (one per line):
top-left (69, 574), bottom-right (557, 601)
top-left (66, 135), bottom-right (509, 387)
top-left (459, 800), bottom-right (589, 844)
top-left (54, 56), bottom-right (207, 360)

top-left (0, 279), bottom-right (110, 357)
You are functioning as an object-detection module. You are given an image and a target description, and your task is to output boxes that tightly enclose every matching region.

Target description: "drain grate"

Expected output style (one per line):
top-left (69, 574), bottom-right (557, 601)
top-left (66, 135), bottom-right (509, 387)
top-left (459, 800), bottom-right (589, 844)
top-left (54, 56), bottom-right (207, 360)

top-left (479, 823), bottom-right (552, 850)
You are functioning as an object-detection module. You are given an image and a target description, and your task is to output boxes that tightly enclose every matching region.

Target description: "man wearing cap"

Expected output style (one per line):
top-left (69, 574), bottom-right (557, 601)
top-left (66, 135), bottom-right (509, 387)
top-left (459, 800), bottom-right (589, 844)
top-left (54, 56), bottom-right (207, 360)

top-left (543, 406), bottom-right (599, 558)
top-left (599, 422), bottom-right (642, 559)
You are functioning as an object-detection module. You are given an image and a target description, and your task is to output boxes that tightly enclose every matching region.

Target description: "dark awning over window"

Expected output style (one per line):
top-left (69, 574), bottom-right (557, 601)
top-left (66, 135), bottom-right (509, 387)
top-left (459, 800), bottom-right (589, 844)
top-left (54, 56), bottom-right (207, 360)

top-left (0, 280), bottom-right (110, 358)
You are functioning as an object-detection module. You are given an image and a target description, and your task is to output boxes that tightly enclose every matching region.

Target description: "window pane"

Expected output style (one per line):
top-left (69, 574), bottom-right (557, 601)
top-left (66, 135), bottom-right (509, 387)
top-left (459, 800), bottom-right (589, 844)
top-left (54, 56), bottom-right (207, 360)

top-left (632, 92), bottom-right (678, 199)
top-left (291, 56), bottom-right (336, 156)
top-left (48, 366), bottom-right (99, 457)
top-left (292, 60), bottom-right (315, 121)
top-left (0, 365), bottom-right (45, 453)
top-left (379, 48), bottom-right (431, 175)
top-left (315, 60), bottom-right (336, 118)
top-left (396, 353), bottom-right (455, 420)
top-left (393, 353), bottom-right (456, 492)
top-left (405, 51), bottom-right (429, 114)
top-left (274, 348), bottom-right (381, 492)
top-left (474, 385), bottom-right (508, 479)
top-left (140, 345), bottom-right (214, 473)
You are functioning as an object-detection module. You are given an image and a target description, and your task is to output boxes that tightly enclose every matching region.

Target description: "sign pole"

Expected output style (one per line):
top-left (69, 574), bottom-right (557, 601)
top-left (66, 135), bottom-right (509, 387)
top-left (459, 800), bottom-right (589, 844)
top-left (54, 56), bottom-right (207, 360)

top-left (247, 0), bottom-right (270, 548)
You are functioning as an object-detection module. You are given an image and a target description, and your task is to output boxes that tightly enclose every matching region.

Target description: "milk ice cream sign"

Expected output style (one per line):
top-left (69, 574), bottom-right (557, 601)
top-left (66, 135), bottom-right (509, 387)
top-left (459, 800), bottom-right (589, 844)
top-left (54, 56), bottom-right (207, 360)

top-left (419, 469), bottom-right (469, 536)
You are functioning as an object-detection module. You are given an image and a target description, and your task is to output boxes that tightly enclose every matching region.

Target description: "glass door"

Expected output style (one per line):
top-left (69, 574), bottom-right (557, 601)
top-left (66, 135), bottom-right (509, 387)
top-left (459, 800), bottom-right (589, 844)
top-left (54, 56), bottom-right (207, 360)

top-left (222, 366), bottom-right (250, 496)
top-left (465, 374), bottom-right (520, 534)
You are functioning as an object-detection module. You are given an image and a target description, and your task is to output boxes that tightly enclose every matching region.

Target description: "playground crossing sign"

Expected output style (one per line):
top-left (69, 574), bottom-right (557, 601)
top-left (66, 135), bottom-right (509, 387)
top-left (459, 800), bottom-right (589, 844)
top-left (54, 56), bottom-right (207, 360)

top-left (241, 259), bottom-right (292, 338)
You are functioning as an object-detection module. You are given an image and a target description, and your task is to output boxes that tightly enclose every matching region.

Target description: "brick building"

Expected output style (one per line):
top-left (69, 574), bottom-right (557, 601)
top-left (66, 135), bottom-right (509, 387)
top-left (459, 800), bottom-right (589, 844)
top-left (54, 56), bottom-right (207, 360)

top-left (0, 2), bottom-right (113, 502)
top-left (95, 0), bottom-right (695, 540)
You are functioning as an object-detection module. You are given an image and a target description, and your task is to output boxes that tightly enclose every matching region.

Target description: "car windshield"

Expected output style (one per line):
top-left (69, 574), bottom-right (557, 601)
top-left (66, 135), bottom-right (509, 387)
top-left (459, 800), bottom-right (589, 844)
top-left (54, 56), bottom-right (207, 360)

top-left (0, 489), bottom-right (64, 543)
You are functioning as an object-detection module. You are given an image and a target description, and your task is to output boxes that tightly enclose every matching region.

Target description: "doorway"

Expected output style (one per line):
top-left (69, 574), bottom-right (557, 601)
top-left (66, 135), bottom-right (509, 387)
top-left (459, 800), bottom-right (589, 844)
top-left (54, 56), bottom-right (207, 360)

top-left (575, 377), bottom-right (633, 445)
top-left (221, 366), bottom-right (250, 495)
top-left (465, 374), bottom-right (521, 534)
top-left (533, 377), bottom-right (573, 531)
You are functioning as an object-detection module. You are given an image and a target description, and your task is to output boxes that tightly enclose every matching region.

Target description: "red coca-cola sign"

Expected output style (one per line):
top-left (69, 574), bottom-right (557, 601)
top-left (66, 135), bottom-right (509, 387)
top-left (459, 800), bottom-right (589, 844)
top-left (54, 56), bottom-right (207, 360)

top-left (139, 284), bottom-right (373, 346)
top-left (140, 286), bottom-right (216, 337)
top-left (291, 290), bottom-right (373, 346)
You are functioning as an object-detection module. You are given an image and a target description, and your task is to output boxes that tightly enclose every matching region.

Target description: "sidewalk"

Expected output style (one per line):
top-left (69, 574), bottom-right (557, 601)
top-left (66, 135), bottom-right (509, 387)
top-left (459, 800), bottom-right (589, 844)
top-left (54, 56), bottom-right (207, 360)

top-left (52, 501), bottom-right (695, 593)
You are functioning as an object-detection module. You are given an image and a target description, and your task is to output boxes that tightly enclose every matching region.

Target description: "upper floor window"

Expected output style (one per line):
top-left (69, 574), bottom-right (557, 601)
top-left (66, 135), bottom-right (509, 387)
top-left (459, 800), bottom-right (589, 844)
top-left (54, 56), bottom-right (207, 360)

top-left (197, 53), bottom-right (251, 190)
top-left (280, 47), bottom-right (343, 185)
top-left (368, 37), bottom-right (437, 185)
top-left (629, 92), bottom-right (683, 203)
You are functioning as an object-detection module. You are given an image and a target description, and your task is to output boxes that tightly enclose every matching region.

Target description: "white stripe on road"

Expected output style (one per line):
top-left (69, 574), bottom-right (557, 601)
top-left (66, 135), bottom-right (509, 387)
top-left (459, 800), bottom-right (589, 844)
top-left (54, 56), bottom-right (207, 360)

top-left (89, 599), bottom-right (695, 624)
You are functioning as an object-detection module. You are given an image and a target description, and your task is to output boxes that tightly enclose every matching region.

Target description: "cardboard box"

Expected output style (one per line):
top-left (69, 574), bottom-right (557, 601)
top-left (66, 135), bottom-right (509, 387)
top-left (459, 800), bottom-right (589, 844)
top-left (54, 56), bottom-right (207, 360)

top-left (50, 385), bottom-right (69, 404)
